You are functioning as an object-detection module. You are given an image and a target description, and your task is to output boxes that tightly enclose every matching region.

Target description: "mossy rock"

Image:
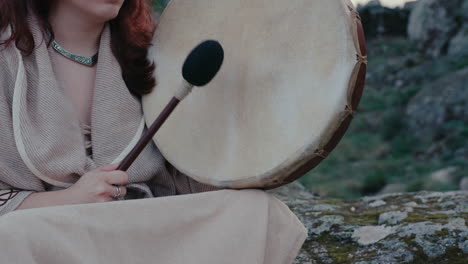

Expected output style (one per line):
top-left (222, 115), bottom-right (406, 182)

top-left (270, 183), bottom-right (468, 263)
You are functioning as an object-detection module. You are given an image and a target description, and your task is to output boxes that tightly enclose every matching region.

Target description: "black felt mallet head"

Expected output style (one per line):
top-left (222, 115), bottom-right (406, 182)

top-left (182, 40), bottom-right (224, 87)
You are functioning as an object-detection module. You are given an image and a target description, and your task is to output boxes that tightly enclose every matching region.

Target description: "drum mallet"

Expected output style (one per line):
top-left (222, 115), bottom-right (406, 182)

top-left (117, 40), bottom-right (224, 171)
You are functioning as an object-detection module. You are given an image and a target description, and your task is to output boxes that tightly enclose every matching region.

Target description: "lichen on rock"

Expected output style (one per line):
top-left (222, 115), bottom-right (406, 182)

top-left (269, 182), bottom-right (468, 263)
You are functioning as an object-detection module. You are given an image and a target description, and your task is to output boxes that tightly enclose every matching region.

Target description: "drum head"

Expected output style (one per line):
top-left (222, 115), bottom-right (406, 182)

top-left (143, 0), bottom-right (367, 189)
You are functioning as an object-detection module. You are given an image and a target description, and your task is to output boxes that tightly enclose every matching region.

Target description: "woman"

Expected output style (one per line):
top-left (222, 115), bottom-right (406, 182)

top-left (0, 0), bottom-right (220, 214)
top-left (0, 0), bottom-right (306, 263)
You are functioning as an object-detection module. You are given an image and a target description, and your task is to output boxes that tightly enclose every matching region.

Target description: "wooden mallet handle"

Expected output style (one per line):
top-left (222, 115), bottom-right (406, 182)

top-left (117, 97), bottom-right (180, 171)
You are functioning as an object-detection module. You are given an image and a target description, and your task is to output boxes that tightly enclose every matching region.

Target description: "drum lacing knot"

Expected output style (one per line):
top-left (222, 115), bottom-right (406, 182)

top-left (348, 5), bottom-right (361, 21)
top-left (314, 149), bottom-right (328, 159)
top-left (345, 105), bottom-right (355, 117)
top-left (356, 53), bottom-right (368, 64)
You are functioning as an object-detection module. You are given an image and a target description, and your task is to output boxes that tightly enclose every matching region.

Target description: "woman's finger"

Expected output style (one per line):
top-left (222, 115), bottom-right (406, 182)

top-left (109, 185), bottom-right (127, 200)
top-left (103, 171), bottom-right (129, 185)
top-left (120, 186), bottom-right (127, 198)
top-left (96, 163), bottom-right (120, 172)
top-left (98, 196), bottom-right (115, 203)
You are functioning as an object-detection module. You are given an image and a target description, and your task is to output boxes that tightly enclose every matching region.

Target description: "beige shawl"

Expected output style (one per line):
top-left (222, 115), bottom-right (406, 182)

top-left (0, 16), bottom-right (218, 202)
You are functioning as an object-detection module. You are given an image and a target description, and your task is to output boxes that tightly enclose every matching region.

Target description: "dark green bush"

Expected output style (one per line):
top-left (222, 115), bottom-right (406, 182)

top-left (361, 172), bottom-right (387, 195)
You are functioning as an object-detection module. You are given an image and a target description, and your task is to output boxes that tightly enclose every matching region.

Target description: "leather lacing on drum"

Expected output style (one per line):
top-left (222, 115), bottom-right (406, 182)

top-left (313, 149), bottom-right (329, 159)
top-left (267, 1), bottom-right (369, 188)
top-left (356, 53), bottom-right (368, 65)
top-left (348, 4), bottom-right (361, 20)
top-left (310, 3), bottom-right (366, 163)
top-left (345, 105), bottom-right (355, 117)
top-left (348, 4), bottom-right (368, 65)
top-left (312, 103), bottom-right (357, 161)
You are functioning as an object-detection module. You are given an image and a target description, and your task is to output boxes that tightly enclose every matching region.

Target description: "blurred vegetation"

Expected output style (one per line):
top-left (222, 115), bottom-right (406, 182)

top-left (152, 0), bottom-right (167, 13)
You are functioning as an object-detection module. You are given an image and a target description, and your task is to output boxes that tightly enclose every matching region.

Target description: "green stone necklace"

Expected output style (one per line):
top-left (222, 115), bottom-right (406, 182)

top-left (51, 39), bottom-right (98, 67)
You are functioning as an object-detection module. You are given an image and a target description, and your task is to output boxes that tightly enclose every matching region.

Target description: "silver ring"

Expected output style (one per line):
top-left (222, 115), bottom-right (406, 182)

top-left (113, 185), bottom-right (122, 200)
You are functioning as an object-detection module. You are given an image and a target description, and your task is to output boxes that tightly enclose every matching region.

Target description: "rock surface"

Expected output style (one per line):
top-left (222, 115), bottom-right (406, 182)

top-left (270, 183), bottom-right (468, 264)
top-left (461, 178), bottom-right (468, 191)
top-left (408, 0), bottom-right (468, 58)
top-left (405, 67), bottom-right (468, 142)
top-left (448, 24), bottom-right (468, 56)
top-left (449, 0), bottom-right (468, 56)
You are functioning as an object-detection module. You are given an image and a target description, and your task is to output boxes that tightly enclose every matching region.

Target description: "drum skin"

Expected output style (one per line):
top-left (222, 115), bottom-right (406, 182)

top-left (143, 0), bottom-right (367, 189)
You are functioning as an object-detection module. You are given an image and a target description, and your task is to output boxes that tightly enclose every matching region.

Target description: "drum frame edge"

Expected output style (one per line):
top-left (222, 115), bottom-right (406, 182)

top-left (263, 3), bottom-right (368, 190)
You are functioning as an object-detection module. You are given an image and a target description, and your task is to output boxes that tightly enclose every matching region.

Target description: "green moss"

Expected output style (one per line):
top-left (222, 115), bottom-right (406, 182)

top-left (404, 212), bottom-right (450, 223)
top-left (343, 212), bottom-right (381, 225)
top-left (327, 243), bottom-right (359, 263)
top-left (321, 199), bottom-right (348, 206)
top-left (311, 221), bottom-right (323, 229)
top-left (312, 231), bottom-right (384, 263)
top-left (434, 228), bottom-right (450, 237)
top-left (401, 235), bottom-right (430, 263)
top-left (313, 232), bottom-right (359, 264)
top-left (434, 247), bottom-right (468, 264)
top-left (390, 193), bottom-right (420, 203)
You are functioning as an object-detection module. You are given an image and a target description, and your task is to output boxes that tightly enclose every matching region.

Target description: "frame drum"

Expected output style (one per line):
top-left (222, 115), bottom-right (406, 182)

top-left (143, 0), bottom-right (367, 189)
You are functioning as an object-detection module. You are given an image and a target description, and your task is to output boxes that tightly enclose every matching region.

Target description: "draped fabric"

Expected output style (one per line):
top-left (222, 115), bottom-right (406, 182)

top-left (0, 15), bottom-right (218, 215)
top-left (0, 189), bottom-right (307, 264)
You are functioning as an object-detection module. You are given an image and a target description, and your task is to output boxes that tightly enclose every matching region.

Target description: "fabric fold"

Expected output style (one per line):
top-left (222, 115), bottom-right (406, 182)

top-left (1, 15), bottom-right (178, 194)
top-left (0, 189), bottom-right (307, 264)
top-left (11, 18), bottom-right (149, 187)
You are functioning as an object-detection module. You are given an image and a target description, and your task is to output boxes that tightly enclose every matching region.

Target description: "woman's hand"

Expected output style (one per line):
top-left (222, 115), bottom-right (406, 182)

top-left (67, 163), bottom-right (129, 204)
top-left (16, 164), bottom-right (129, 210)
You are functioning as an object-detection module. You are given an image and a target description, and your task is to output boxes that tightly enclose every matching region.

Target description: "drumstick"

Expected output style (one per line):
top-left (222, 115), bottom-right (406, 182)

top-left (117, 40), bottom-right (224, 171)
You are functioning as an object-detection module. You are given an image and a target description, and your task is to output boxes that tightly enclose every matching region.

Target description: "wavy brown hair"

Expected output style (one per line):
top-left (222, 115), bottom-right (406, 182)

top-left (0, 0), bottom-right (156, 96)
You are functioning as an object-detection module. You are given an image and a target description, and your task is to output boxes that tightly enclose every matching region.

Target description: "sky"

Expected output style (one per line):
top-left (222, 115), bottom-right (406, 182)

top-left (351, 0), bottom-right (416, 8)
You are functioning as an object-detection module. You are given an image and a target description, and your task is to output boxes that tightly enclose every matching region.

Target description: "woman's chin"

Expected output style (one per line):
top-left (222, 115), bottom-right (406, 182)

top-left (93, 5), bottom-right (122, 22)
